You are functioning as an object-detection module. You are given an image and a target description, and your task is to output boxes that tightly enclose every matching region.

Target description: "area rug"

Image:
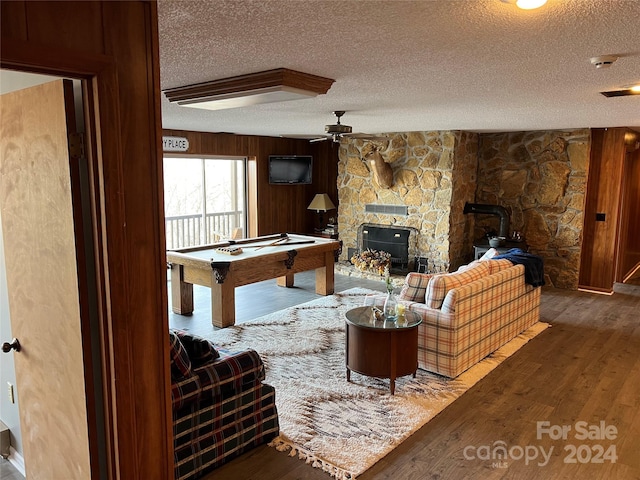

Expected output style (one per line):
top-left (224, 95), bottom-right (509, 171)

top-left (206, 288), bottom-right (549, 479)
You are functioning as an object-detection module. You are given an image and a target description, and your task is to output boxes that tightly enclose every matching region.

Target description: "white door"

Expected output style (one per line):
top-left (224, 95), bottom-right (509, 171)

top-left (0, 79), bottom-right (92, 478)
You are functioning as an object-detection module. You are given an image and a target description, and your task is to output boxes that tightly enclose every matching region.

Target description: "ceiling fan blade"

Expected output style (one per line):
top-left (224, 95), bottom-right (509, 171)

top-left (309, 136), bottom-right (329, 143)
top-left (281, 134), bottom-right (326, 140)
top-left (344, 133), bottom-right (389, 141)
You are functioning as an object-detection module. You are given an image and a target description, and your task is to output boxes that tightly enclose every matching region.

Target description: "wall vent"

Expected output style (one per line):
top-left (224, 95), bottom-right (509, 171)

top-left (364, 204), bottom-right (408, 216)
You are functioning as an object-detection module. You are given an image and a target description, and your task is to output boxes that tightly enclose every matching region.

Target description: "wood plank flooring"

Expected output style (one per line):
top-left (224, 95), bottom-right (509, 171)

top-left (169, 274), bottom-right (640, 480)
top-left (0, 460), bottom-right (23, 480)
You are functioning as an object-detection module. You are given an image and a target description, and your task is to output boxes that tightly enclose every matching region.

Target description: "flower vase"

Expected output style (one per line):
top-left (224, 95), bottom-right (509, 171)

top-left (383, 290), bottom-right (397, 321)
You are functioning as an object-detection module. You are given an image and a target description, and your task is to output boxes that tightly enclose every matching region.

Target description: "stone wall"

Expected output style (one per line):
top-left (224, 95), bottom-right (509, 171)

top-left (476, 129), bottom-right (590, 289)
top-left (449, 131), bottom-right (480, 270)
top-left (337, 131), bottom-right (478, 274)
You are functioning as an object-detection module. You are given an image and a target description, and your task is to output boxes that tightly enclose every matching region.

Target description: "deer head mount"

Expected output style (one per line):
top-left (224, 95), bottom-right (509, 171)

top-left (363, 147), bottom-right (394, 189)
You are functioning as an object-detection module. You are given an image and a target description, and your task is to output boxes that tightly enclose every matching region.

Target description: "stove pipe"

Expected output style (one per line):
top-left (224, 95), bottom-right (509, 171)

top-left (463, 202), bottom-right (510, 238)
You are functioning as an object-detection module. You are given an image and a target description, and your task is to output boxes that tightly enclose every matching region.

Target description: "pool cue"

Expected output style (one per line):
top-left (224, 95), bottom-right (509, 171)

top-left (245, 240), bottom-right (316, 248)
top-left (268, 240), bottom-right (315, 246)
top-left (172, 233), bottom-right (288, 252)
top-left (253, 235), bottom-right (291, 251)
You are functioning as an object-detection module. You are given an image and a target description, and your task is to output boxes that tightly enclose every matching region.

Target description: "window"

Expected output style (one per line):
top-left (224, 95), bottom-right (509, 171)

top-left (164, 156), bottom-right (246, 249)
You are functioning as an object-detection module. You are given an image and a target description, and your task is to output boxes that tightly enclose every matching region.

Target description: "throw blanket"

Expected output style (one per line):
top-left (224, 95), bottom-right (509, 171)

top-left (494, 248), bottom-right (545, 287)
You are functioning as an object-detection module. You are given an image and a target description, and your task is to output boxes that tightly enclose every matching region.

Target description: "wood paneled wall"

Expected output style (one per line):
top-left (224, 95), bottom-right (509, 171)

top-left (2, 1), bottom-right (172, 478)
top-left (618, 138), bottom-right (640, 279)
top-left (162, 129), bottom-right (339, 236)
top-left (579, 128), bottom-right (627, 292)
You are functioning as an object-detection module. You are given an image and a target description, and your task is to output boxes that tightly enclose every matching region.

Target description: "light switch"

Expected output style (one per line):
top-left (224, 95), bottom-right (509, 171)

top-left (7, 383), bottom-right (14, 404)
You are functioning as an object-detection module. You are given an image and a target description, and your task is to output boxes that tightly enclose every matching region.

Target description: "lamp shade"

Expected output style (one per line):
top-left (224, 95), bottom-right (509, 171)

top-left (307, 193), bottom-right (336, 212)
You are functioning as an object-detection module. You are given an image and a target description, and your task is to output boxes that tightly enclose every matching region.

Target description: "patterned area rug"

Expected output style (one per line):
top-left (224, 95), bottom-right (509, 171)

top-left (207, 288), bottom-right (549, 479)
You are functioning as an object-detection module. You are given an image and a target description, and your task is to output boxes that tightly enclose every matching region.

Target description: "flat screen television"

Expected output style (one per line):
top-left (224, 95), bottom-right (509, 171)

top-left (268, 155), bottom-right (313, 184)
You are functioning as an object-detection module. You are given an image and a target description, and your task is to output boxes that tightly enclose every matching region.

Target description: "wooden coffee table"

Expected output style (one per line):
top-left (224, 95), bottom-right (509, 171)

top-left (345, 306), bottom-right (422, 394)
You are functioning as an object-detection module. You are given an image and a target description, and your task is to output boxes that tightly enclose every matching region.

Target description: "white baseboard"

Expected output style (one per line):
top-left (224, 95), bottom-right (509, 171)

top-left (8, 446), bottom-right (25, 477)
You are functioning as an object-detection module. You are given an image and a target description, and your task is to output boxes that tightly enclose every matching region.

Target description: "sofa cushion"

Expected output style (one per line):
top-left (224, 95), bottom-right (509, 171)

top-left (456, 260), bottom-right (482, 272)
top-left (425, 261), bottom-right (491, 309)
top-left (173, 329), bottom-right (220, 366)
top-left (170, 348), bottom-right (266, 410)
top-left (483, 258), bottom-right (514, 275)
top-left (399, 272), bottom-right (434, 302)
top-left (169, 330), bottom-right (192, 379)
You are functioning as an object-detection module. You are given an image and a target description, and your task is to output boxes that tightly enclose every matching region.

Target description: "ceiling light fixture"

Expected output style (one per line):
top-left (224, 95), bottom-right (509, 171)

top-left (600, 84), bottom-right (640, 98)
top-left (163, 68), bottom-right (335, 111)
top-left (501, 0), bottom-right (547, 10)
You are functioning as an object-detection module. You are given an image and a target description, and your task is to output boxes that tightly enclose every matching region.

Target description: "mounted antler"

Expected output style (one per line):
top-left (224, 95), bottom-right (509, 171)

top-left (363, 147), bottom-right (394, 189)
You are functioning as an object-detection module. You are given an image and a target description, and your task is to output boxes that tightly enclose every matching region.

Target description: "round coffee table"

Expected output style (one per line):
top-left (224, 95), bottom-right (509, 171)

top-left (344, 306), bottom-right (422, 395)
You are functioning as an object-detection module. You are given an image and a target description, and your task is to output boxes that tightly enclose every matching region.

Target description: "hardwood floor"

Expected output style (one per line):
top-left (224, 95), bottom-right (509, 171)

top-left (0, 459), bottom-right (23, 480)
top-left (168, 270), bottom-right (388, 337)
top-left (169, 274), bottom-right (640, 480)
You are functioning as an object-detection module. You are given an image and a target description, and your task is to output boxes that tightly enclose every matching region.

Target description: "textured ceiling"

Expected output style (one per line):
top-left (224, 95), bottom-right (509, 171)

top-left (158, 0), bottom-right (640, 138)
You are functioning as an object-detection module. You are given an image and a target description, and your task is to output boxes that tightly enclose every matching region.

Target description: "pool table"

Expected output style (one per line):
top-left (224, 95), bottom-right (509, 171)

top-left (166, 233), bottom-right (341, 328)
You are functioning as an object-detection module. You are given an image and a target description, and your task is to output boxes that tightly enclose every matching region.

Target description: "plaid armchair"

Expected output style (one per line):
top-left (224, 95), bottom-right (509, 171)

top-left (169, 330), bottom-right (279, 480)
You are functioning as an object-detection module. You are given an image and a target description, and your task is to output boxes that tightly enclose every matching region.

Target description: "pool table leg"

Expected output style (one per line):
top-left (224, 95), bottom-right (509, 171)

top-left (170, 264), bottom-right (193, 315)
top-left (315, 251), bottom-right (335, 295)
top-left (211, 280), bottom-right (236, 328)
top-left (276, 273), bottom-right (294, 287)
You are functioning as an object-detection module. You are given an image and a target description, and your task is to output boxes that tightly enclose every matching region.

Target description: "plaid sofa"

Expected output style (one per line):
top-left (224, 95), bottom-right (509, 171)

top-left (365, 258), bottom-right (541, 378)
top-left (169, 330), bottom-right (279, 480)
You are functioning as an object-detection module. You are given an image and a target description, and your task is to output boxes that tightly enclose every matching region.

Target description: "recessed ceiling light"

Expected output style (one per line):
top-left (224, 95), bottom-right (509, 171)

top-left (501, 0), bottom-right (547, 10)
top-left (516, 0), bottom-right (547, 9)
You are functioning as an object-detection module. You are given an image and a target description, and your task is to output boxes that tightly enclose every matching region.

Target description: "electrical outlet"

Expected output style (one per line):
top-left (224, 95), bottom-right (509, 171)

top-left (7, 382), bottom-right (14, 404)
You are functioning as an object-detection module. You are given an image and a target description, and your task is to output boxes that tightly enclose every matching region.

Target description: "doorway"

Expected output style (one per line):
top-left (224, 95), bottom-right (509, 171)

top-left (617, 132), bottom-right (640, 284)
top-left (0, 70), bottom-right (104, 478)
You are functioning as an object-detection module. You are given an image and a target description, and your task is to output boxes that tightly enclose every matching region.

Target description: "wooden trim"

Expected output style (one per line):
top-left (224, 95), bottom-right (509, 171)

top-left (65, 79), bottom-right (103, 480)
top-left (163, 68), bottom-right (334, 103)
top-left (81, 75), bottom-right (117, 480)
top-left (1, 2), bottom-right (173, 479)
top-left (148, 3), bottom-right (177, 468)
top-left (247, 156), bottom-right (258, 237)
top-left (0, 37), bottom-right (113, 75)
top-left (577, 286), bottom-right (614, 295)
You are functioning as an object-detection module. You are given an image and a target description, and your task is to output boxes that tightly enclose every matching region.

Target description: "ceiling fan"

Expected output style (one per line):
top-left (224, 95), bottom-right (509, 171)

top-left (292, 111), bottom-right (388, 143)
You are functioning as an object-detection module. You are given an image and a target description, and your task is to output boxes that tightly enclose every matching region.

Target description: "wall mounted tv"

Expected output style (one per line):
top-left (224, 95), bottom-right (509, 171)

top-left (268, 155), bottom-right (313, 185)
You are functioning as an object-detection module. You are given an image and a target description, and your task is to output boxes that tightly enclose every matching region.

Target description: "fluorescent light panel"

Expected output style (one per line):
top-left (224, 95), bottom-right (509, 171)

top-left (177, 86), bottom-right (318, 111)
top-left (164, 68), bottom-right (334, 111)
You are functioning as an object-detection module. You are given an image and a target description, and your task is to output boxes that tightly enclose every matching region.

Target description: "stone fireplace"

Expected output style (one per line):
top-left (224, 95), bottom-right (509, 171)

top-left (337, 131), bottom-right (479, 274)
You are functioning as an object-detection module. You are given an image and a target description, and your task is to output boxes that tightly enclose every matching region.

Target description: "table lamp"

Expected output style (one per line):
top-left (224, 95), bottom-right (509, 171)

top-left (307, 193), bottom-right (336, 231)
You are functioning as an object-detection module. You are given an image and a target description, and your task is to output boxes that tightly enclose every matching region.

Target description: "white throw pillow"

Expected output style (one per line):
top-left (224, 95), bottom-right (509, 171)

top-left (479, 247), bottom-right (499, 261)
